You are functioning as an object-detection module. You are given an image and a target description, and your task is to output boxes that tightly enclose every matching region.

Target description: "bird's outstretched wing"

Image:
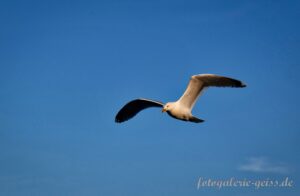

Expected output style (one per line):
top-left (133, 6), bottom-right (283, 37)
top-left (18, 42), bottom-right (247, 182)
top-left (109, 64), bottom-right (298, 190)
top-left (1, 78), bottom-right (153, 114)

top-left (115, 98), bottom-right (164, 123)
top-left (178, 74), bottom-right (246, 110)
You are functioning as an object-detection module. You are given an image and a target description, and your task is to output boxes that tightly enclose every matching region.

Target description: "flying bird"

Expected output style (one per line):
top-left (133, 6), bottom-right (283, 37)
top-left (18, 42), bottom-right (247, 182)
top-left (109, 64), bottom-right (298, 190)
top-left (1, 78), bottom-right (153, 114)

top-left (115, 74), bottom-right (246, 123)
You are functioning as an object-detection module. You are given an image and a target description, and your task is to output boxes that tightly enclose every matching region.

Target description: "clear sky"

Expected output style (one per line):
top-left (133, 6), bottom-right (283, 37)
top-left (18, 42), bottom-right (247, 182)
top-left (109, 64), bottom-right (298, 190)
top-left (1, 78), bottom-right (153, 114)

top-left (0, 0), bottom-right (299, 195)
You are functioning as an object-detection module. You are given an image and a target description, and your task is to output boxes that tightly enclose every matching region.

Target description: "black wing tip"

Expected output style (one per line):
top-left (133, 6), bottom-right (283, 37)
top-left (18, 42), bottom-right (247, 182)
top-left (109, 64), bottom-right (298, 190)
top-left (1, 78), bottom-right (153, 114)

top-left (115, 118), bottom-right (128, 123)
top-left (239, 82), bottom-right (247, 88)
top-left (233, 79), bottom-right (247, 88)
top-left (115, 118), bottom-right (122, 123)
top-left (115, 115), bottom-right (126, 123)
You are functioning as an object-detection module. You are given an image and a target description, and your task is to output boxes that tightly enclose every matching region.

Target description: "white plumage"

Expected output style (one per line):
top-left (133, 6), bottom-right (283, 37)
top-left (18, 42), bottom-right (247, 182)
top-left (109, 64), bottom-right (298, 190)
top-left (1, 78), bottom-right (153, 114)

top-left (115, 74), bottom-right (246, 123)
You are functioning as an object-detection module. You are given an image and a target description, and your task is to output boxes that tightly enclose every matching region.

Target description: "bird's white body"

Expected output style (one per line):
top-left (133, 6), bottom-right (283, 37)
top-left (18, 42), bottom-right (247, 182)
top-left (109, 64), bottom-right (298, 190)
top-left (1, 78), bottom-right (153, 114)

top-left (165, 101), bottom-right (192, 121)
top-left (162, 74), bottom-right (246, 123)
top-left (115, 74), bottom-right (246, 123)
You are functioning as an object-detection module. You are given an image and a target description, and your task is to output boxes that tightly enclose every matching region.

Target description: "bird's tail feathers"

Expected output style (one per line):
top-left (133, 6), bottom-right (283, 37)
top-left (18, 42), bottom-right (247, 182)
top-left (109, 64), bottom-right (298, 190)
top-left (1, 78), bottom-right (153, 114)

top-left (189, 116), bottom-right (205, 123)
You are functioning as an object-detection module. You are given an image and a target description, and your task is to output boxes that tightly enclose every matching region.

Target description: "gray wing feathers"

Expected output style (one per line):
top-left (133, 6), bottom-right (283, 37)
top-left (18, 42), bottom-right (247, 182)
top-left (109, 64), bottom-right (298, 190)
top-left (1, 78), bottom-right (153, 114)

top-left (178, 74), bottom-right (246, 110)
top-left (194, 74), bottom-right (246, 88)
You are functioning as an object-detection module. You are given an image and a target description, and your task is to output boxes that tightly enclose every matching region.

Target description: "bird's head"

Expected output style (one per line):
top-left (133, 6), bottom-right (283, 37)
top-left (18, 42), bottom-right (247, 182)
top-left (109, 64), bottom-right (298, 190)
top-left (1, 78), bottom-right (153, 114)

top-left (162, 102), bottom-right (174, 113)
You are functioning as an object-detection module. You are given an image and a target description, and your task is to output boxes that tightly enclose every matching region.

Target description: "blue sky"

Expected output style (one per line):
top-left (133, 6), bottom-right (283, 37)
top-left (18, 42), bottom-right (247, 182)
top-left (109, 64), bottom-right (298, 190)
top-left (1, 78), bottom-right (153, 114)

top-left (0, 0), bottom-right (299, 195)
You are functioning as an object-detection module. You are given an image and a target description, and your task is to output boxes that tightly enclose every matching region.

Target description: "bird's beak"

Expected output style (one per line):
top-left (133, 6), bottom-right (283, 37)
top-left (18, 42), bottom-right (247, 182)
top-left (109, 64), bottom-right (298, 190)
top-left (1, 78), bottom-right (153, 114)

top-left (162, 108), bottom-right (166, 113)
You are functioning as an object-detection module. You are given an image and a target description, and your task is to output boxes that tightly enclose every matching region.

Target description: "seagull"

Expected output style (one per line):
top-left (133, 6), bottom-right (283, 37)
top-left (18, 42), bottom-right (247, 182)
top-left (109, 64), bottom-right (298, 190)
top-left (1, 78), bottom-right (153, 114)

top-left (115, 74), bottom-right (246, 123)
